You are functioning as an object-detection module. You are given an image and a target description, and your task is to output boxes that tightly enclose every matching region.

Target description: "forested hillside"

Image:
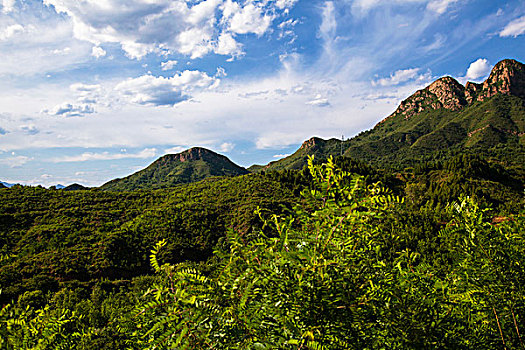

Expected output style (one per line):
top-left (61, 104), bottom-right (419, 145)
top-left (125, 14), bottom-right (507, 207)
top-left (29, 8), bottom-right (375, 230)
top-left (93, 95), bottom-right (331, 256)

top-left (0, 157), bottom-right (523, 348)
top-left (260, 59), bottom-right (524, 172)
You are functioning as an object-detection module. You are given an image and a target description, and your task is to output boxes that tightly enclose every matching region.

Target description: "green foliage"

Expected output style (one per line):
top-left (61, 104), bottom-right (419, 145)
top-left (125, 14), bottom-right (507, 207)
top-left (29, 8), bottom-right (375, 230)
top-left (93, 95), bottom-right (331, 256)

top-left (0, 157), bottom-right (523, 348)
top-left (130, 156), bottom-right (524, 348)
top-left (101, 148), bottom-right (249, 191)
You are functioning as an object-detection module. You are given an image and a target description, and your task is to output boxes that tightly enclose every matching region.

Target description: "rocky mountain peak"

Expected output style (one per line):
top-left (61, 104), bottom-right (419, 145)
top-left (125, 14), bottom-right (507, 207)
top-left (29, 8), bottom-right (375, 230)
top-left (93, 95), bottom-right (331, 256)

top-left (480, 59), bottom-right (525, 100)
top-left (300, 137), bottom-right (325, 150)
top-left (176, 147), bottom-right (215, 162)
top-left (382, 58), bottom-right (524, 123)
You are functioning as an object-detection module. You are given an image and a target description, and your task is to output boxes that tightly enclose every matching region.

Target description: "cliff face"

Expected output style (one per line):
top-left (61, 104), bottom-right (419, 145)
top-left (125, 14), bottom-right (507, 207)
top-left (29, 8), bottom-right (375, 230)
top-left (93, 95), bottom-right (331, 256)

top-left (383, 59), bottom-right (525, 122)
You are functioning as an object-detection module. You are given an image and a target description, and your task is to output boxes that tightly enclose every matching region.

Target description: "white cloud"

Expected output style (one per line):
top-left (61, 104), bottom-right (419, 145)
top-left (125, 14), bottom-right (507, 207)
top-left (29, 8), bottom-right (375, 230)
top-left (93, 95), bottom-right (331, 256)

top-left (20, 125), bottom-right (39, 135)
top-left (215, 32), bottom-right (243, 58)
top-left (42, 0), bottom-right (291, 59)
top-left (91, 46), bottom-right (106, 58)
top-left (351, 0), bottom-right (458, 15)
top-left (0, 155), bottom-right (32, 168)
top-left (161, 60), bottom-right (178, 71)
top-left (306, 94), bottom-right (330, 107)
top-left (465, 58), bottom-right (492, 80)
top-left (0, 24), bottom-right (24, 40)
top-left (227, 3), bottom-right (272, 35)
top-left (275, 0), bottom-right (298, 10)
top-left (44, 103), bottom-right (95, 117)
top-left (115, 70), bottom-right (220, 106)
top-left (0, 2), bottom-right (93, 76)
top-left (273, 153), bottom-right (290, 158)
top-left (426, 0), bottom-right (458, 15)
top-left (499, 16), bottom-right (525, 38)
top-left (219, 142), bottom-right (234, 152)
top-left (53, 148), bottom-right (157, 163)
top-left (372, 68), bottom-right (424, 86)
top-left (164, 146), bottom-right (187, 154)
top-left (1, 0), bottom-right (16, 14)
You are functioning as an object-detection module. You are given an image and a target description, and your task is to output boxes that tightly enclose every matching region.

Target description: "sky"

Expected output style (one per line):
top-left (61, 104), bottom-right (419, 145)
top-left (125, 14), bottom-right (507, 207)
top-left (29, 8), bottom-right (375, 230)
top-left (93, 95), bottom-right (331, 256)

top-left (0, 0), bottom-right (524, 187)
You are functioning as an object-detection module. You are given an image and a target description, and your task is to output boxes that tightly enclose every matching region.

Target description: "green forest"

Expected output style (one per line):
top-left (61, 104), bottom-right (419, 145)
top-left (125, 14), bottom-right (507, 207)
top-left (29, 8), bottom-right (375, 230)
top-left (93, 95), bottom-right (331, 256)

top-left (0, 153), bottom-right (523, 349)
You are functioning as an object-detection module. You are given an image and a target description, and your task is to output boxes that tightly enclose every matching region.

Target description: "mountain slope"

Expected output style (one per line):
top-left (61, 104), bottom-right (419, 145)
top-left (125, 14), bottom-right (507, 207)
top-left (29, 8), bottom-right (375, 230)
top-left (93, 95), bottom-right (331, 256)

top-left (249, 137), bottom-right (343, 172)
top-left (259, 59), bottom-right (524, 172)
top-left (102, 147), bottom-right (249, 191)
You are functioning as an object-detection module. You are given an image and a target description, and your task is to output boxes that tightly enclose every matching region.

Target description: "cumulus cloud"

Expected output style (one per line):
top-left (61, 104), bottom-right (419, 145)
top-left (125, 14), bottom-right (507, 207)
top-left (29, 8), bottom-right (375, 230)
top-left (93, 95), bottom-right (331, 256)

top-left (161, 60), bottom-right (178, 71)
top-left (44, 103), bottom-right (95, 117)
top-left (227, 2), bottom-right (272, 35)
top-left (115, 70), bottom-right (220, 106)
top-left (42, 0), bottom-right (294, 59)
top-left (0, 24), bottom-right (24, 40)
top-left (91, 46), bottom-right (106, 58)
top-left (499, 16), bottom-right (525, 38)
top-left (465, 58), bottom-right (492, 80)
top-left (1, 0), bottom-right (16, 14)
top-left (53, 148), bottom-right (157, 163)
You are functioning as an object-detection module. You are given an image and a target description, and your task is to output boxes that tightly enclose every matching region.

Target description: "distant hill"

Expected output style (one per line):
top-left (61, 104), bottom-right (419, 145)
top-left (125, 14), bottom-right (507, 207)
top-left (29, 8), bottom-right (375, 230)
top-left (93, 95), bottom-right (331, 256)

top-left (258, 59), bottom-right (524, 172)
top-left (0, 182), bottom-right (6, 189)
top-left (101, 147), bottom-right (249, 191)
top-left (63, 183), bottom-right (89, 191)
top-left (0, 181), bottom-right (15, 188)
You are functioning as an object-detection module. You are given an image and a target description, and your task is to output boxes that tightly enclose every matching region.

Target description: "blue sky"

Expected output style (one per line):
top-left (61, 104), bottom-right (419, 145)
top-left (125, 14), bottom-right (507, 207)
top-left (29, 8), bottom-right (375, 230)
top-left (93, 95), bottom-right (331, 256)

top-left (0, 0), bottom-right (524, 187)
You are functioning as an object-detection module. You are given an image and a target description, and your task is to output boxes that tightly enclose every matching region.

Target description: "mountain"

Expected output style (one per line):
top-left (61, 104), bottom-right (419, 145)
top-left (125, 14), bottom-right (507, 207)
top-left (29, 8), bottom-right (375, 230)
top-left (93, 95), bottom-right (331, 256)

top-left (0, 181), bottom-right (16, 188)
top-left (0, 182), bottom-right (6, 189)
top-left (249, 137), bottom-right (343, 172)
top-left (101, 147), bottom-right (249, 191)
top-left (258, 59), bottom-right (525, 172)
top-left (63, 183), bottom-right (89, 191)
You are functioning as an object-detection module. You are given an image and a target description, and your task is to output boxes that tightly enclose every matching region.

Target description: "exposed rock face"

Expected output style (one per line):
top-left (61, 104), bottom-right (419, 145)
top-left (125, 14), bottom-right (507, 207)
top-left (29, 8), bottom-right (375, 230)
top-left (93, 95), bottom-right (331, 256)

top-left (300, 137), bottom-right (326, 150)
top-left (175, 147), bottom-right (215, 162)
top-left (382, 59), bottom-right (525, 122)
top-left (477, 59), bottom-right (525, 100)
top-left (427, 77), bottom-right (467, 110)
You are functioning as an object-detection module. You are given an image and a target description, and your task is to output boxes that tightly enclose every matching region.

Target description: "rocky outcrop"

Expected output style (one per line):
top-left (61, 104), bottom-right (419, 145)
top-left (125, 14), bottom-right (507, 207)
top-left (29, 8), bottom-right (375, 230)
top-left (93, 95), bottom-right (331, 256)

top-left (175, 147), bottom-right (215, 162)
top-left (382, 59), bottom-right (525, 123)
top-left (475, 59), bottom-right (525, 101)
top-left (300, 137), bottom-right (326, 151)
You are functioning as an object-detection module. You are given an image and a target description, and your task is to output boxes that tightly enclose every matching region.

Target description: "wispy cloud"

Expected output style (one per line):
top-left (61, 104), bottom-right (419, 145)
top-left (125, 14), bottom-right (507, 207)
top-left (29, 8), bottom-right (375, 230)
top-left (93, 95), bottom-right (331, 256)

top-left (499, 16), bottom-right (525, 37)
top-left (0, 155), bottom-right (32, 168)
top-left (52, 148), bottom-right (157, 163)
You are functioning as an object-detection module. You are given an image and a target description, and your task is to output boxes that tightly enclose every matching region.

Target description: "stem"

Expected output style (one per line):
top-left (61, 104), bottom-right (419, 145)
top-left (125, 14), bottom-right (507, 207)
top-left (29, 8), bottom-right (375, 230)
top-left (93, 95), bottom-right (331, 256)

top-left (493, 307), bottom-right (507, 350)
top-left (512, 308), bottom-right (524, 349)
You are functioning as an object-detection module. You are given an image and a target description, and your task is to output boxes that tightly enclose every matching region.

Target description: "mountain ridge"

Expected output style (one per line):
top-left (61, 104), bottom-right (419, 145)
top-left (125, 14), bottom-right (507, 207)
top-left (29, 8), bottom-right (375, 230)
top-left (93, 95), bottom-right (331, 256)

top-left (258, 58), bottom-right (524, 172)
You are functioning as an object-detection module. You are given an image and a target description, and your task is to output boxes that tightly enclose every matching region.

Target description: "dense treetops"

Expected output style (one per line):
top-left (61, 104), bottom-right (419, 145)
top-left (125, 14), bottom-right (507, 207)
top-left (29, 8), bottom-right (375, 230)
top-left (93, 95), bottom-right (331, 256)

top-left (0, 157), bottom-right (523, 348)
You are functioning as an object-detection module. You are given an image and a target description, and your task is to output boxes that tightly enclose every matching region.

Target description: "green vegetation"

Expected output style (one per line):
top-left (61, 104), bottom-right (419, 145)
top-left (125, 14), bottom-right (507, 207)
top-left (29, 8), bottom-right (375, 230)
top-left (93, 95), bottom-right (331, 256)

top-left (0, 157), bottom-right (523, 349)
top-left (102, 147), bottom-right (249, 191)
top-left (1, 58), bottom-right (523, 348)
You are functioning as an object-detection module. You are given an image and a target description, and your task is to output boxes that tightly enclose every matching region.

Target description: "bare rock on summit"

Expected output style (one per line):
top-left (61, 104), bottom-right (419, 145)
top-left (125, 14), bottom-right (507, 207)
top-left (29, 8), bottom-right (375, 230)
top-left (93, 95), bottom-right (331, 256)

top-left (384, 59), bottom-right (525, 123)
